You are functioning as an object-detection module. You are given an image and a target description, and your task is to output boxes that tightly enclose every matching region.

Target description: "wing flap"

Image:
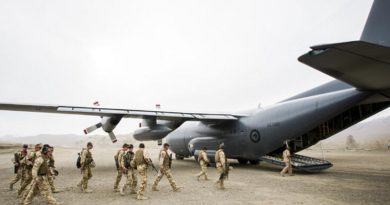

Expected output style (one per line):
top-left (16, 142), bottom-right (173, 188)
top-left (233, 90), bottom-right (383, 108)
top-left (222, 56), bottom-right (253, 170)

top-left (298, 41), bottom-right (390, 92)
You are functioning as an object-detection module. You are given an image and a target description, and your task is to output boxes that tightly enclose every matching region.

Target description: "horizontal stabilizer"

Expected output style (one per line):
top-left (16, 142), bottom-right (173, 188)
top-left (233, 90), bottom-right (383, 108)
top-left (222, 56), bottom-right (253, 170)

top-left (298, 41), bottom-right (390, 96)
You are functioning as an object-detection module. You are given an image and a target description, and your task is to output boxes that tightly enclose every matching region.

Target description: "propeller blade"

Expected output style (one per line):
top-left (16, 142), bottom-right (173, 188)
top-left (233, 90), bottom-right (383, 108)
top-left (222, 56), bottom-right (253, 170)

top-left (108, 132), bottom-right (117, 143)
top-left (83, 123), bottom-right (102, 134)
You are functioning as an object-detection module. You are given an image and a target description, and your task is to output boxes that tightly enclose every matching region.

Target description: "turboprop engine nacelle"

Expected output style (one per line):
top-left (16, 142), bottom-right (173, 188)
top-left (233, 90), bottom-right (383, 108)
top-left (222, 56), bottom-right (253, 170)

top-left (133, 124), bottom-right (172, 141)
top-left (83, 115), bottom-right (122, 143)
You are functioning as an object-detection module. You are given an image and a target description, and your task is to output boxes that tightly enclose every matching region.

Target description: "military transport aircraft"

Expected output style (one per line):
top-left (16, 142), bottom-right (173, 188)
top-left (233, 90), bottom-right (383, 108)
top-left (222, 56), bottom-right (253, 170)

top-left (0, 0), bottom-right (389, 171)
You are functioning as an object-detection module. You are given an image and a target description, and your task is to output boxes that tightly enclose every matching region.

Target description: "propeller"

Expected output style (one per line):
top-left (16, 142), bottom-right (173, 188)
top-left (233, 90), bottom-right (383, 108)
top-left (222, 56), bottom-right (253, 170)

top-left (83, 116), bottom-right (122, 143)
top-left (83, 123), bottom-right (102, 134)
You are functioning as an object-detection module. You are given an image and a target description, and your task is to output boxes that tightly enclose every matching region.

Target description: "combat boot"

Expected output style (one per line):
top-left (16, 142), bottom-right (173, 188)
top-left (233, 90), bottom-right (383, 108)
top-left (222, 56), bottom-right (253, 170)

top-left (136, 195), bottom-right (149, 200)
top-left (130, 190), bottom-right (137, 194)
top-left (113, 188), bottom-right (119, 192)
top-left (77, 183), bottom-right (83, 191)
top-left (173, 187), bottom-right (182, 192)
top-left (120, 187), bottom-right (125, 196)
top-left (151, 186), bottom-right (159, 191)
top-left (82, 189), bottom-right (93, 193)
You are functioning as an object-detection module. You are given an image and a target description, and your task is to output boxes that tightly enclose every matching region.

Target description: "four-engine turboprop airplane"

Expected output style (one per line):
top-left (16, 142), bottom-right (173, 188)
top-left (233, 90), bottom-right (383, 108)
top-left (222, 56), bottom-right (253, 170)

top-left (1, 0), bottom-right (390, 171)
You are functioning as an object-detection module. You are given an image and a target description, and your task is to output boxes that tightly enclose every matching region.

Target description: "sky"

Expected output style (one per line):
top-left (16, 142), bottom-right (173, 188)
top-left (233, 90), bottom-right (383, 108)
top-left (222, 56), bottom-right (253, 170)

top-left (0, 0), bottom-right (387, 136)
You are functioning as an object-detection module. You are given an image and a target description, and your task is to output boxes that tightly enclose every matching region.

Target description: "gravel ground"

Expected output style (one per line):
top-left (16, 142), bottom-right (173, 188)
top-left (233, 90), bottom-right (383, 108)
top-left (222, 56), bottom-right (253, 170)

top-left (1, 146), bottom-right (390, 205)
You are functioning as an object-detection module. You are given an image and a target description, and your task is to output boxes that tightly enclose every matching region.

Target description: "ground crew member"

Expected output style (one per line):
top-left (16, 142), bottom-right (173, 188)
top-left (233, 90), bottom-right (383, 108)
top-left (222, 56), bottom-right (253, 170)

top-left (152, 143), bottom-right (181, 192)
top-left (196, 147), bottom-right (209, 181)
top-left (120, 144), bottom-right (137, 195)
top-left (22, 144), bottom-right (60, 205)
top-left (280, 145), bottom-right (293, 177)
top-left (77, 142), bottom-right (95, 193)
top-left (215, 143), bottom-right (227, 189)
top-left (47, 146), bottom-right (59, 193)
top-left (9, 144), bottom-right (28, 190)
top-left (133, 143), bottom-right (151, 200)
top-left (114, 143), bottom-right (129, 192)
top-left (19, 143), bottom-right (42, 196)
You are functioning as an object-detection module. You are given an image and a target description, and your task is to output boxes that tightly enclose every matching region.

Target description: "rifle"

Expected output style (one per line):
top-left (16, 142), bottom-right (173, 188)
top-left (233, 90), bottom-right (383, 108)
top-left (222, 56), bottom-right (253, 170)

top-left (14, 153), bottom-right (20, 174)
top-left (168, 153), bottom-right (173, 169)
top-left (219, 156), bottom-right (230, 180)
top-left (148, 159), bottom-right (159, 173)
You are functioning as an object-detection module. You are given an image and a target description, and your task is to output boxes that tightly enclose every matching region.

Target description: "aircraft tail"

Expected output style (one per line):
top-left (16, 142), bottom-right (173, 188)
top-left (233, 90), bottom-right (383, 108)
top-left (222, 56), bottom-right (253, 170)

top-left (298, 0), bottom-right (390, 98)
top-left (360, 0), bottom-right (390, 47)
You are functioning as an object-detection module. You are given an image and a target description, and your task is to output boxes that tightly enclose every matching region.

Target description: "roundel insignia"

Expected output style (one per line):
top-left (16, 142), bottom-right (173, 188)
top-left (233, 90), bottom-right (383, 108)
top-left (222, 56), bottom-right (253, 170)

top-left (249, 130), bottom-right (261, 143)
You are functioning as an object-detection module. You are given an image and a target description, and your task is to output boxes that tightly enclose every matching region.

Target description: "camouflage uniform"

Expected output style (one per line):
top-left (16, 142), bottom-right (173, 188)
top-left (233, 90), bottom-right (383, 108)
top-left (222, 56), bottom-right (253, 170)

top-left (47, 154), bottom-right (58, 192)
top-left (9, 150), bottom-right (28, 190)
top-left (133, 148), bottom-right (150, 200)
top-left (196, 150), bottom-right (209, 180)
top-left (280, 149), bottom-right (293, 176)
top-left (152, 149), bottom-right (179, 191)
top-left (78, 148), bottom-right (94, 192)
top-left (114, 149), bottom-right (126, 191)
top-left (120, 151), bottom-right (137, 195)
top-left (22, 154), bottom-right (59, 205)
top-left (215, 148), bottom-right (226, 189)
top-left (19, 150), bottom-right (41, 196)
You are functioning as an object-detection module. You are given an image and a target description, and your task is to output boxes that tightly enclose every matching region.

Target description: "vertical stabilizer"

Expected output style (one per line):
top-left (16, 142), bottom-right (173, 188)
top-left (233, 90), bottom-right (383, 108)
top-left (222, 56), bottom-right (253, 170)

top-left (360, 0), bottom-right (390, 47)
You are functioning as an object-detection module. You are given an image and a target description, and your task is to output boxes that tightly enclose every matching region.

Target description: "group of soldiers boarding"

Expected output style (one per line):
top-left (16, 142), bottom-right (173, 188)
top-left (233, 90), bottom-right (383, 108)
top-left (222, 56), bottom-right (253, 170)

top-left (10, 143), bottom-right (59, 205)
top-left (9, 141), bottom-right (292, 204)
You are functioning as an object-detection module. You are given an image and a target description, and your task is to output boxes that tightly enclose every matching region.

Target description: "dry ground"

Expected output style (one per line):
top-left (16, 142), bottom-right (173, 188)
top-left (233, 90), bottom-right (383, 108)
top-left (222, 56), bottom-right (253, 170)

top-left (1, 146), bottom-right (390, 205)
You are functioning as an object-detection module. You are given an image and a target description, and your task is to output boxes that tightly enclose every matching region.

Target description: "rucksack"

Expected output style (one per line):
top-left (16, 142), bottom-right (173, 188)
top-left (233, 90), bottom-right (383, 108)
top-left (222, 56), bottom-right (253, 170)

top-left (76, 152), bottom-right (81, 169)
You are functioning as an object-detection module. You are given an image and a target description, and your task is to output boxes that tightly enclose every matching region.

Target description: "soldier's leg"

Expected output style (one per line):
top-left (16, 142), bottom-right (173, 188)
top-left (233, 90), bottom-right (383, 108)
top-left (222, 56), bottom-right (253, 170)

top-left (136, 166), bottom-right (148, 200)
top-left (152, 169), bottom-right (164, 190)
top-left (120, 173), bottom-right (129, 195)
top-left (81, 169), bottom-right (89, 191)
top-left (280, 162), bottom-right (289, 176)
top-left (165, 169), bottom-right (179, 190)
top-left (130, 171), bottom-right (137, 193)
top-left (83, 167), bottom-right (93, 191)
top-left (39, 177), bottom-right (60, 205)
top-left (288, 162), bottom-right (293, 176)
top-left (114, 169), bottom-right (122, 191)
top-left (22, 179), bottom-right (38, 205)
top-left (203, 165), bottom-right (208, 180)
top-left (9, 169), bottom-right (22, 190)
top-left (215, 167), bottom-right (223, 185)
top-left (48, 175), bottom-right (57, 192)
top-left (18, 174), bottom-right (32, 196)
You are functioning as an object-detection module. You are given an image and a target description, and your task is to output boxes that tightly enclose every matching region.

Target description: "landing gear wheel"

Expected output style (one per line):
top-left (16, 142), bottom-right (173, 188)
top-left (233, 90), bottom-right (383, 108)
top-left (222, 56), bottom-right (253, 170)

top-left (237, 158), bottom-right (248, 165)
top-left (175, 154), bottom-right (185, 160)
top-left (249, 160), bottom-right (260, 165)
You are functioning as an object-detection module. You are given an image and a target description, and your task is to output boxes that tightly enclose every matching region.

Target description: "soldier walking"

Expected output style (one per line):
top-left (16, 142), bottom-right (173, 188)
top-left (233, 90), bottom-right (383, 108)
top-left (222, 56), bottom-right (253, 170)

top-left (133, 143), bottom-right (151, 200)
top-left (9, 144), bottom-right (28, 191)
top-left (47, 146), bottom-right (59, 193)
top-left (215, 143), bottom-right (227, 189)
top-left (22, 144), bottom-right (60, 205)
top-left (114, 143), bottom-right (129, 192)
top-left (77, 142), bottom-right (95, 193)
top-left (19, 143), bottom-right (42, 196)
top-left (120, 144), bottom-right (137, 195)
top-left (196, 147), bottom-right (209, 181)
top-left (280, 145), bottom-right (293, 177)
top-left (152, 143), bottom-right (181, 192)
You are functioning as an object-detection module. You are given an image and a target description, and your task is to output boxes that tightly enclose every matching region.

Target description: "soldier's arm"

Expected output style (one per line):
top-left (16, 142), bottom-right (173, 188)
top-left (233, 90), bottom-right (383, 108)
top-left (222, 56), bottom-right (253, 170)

top-left (203, 152), bottom-right (209, 163)
top-left (119, 152), bottom-right (126, 169)
top-left (32, 157), bottom-right (43, 179)
top-left (159, 151), bottom-right (165, 167)
top-left (219, 152), bottom-right (226, 167)
top-left (80, 150), bottom-right (87, 168)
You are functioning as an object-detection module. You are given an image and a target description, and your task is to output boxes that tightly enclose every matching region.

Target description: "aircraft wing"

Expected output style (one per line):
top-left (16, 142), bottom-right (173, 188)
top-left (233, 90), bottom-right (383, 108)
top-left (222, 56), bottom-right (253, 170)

top-left (0, 102), bottom-right (242, 121)
top-left (298, 41), bottom-right (390, 97)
